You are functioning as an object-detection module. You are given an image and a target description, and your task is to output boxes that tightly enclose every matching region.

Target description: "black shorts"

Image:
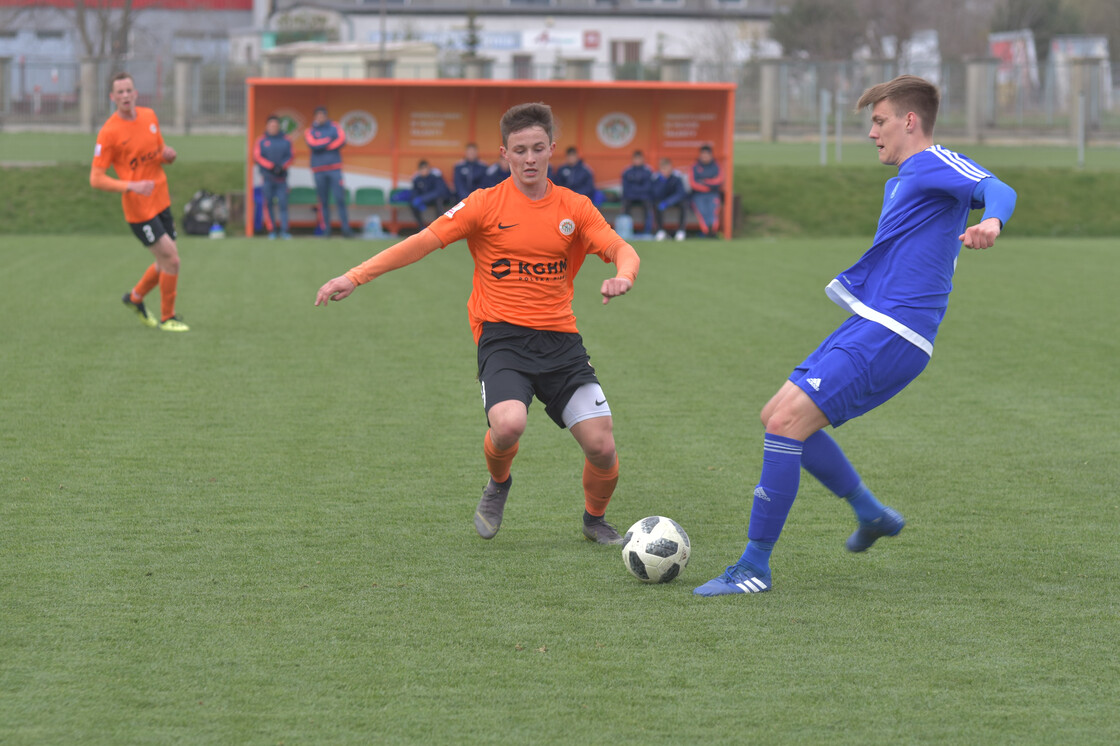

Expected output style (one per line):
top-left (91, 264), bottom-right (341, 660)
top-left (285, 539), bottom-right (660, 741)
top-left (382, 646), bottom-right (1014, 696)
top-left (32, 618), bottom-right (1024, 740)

top-left (477, 321), bottom-right (601, 428)
top-left (129, 208), bottom-right (177, 247)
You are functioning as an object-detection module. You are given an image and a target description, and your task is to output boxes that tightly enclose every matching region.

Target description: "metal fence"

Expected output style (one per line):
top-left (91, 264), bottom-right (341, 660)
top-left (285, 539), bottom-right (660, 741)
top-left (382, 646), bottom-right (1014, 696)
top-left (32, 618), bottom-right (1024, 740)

top-left (2, 55), bottom-right (1117, 144)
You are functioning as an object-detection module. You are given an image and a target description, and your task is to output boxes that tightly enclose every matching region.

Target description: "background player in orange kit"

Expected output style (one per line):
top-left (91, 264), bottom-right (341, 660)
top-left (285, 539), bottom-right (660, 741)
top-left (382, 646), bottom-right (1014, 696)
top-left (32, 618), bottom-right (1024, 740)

top-left (315, 102), bottom-right (640, 545)
top-left (90, 71), bottom-right (188, 332)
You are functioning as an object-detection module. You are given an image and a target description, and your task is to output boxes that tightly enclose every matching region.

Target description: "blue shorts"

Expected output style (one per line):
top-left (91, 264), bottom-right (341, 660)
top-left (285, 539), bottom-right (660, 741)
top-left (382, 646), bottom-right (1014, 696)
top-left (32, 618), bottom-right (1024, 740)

top-left (790, 316), bottom-right (930, 427)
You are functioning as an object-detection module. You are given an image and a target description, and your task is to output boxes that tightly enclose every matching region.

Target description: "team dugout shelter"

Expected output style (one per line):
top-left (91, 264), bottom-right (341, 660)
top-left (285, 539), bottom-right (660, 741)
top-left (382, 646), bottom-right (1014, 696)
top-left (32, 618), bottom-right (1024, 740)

top-left (245, 78), bottom-right (736, 237)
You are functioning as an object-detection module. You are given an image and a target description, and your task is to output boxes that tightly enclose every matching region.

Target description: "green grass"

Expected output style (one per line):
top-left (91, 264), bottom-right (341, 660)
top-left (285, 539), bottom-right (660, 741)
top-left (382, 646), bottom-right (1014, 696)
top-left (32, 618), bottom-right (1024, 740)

top-left (1, 234), bottom-right (1117, 744)
top-left (4, 132), bottom-right (1120, 171)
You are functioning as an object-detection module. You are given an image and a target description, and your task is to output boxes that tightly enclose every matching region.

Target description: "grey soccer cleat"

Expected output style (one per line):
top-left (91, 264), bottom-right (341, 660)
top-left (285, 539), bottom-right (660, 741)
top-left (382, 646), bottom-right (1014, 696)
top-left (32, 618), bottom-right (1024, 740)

top-left (582, 517), bottom-right (625, 545)
top-left (474, 476), bottom-right (511, 539)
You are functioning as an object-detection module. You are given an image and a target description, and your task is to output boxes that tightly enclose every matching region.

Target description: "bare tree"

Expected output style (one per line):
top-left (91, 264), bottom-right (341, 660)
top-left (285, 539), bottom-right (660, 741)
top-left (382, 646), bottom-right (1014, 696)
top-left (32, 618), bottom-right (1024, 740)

top-left (58, 0), bottom-right (144, 70)
top-left (855, 0), bottom-right (936, 60)
top-left (770, 0), bottom-right (864, 60)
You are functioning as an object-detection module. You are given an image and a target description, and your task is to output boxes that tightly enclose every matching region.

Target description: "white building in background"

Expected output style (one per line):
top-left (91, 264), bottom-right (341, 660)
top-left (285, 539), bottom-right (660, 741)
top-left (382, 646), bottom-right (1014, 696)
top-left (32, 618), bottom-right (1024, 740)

top-left (235, 0), bottom-right (778, 82)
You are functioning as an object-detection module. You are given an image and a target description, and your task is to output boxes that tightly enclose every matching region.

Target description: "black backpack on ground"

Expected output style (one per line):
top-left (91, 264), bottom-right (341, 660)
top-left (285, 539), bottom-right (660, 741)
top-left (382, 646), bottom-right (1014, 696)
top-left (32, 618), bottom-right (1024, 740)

top-left (182, 189), bottom-right (228, 235)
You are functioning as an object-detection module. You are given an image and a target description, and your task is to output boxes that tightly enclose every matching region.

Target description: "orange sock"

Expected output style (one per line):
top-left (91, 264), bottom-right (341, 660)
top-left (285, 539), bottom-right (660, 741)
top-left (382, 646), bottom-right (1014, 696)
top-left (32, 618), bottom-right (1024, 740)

top-left (483, 429), bottom-right (518, 483)
top-left (583, 456), bottom-right (619, 517)
top-left (131, 263), bottom-right (160, 303)
top-left (159, 272), bottom-right (178, 321)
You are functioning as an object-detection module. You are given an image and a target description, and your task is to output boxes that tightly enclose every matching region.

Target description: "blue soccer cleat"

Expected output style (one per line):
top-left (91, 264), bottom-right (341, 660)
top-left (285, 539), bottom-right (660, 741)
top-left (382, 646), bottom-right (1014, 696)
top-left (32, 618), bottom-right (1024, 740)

top-left (693, 563), bottom-right (772, 596)
top-left (846, 506), bottom-right (905, 552)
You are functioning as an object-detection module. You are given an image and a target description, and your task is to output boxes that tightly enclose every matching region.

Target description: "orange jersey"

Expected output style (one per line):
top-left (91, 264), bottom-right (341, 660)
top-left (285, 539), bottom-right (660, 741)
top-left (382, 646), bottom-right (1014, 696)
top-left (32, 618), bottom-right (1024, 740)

top-left (426, 179), bottom-right (635, 342)
top-left (92, 107), bottom-right (170, 223)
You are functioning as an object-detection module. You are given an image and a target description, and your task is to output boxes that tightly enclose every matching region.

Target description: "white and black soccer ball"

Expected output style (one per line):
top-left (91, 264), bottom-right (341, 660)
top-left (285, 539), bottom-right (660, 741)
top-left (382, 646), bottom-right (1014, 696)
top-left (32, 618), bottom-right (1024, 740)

top-left (622, 516), bottom-right (691, 583)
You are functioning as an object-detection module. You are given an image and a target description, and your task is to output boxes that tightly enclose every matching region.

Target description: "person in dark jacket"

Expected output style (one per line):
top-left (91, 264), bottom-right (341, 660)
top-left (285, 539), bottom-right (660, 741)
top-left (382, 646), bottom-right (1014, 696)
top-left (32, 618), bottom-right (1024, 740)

top-left (652, 158), bottom-right (689, 241)
top-left (689, 144), bottom-right (724, 238)
top-left (304, 106), bottom-right (353, 237)
top-left (410, 160), bottom-right (452, 227)
top-left (253, 115), bottom-right (293, 239)
top-left (453, 143), bottom-right (489, 200)
top-left (480, 156), bottom-right (511, 188)
top-left (620, 150), bottom-right (655, 234)
top-left (551, 146), bottom-right (595, 200)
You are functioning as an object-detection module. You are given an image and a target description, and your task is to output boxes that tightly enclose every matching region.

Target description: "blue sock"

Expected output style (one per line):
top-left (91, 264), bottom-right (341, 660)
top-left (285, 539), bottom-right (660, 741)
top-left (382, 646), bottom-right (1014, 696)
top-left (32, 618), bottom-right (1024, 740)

top-left (801, 430), bottom-right (885, 523)
top-left (738, 434), bottom-right (803, 571)
top-left (843, 483), bottom-right (887, 524)
top-left (738, 540), bottom-right (775, 572)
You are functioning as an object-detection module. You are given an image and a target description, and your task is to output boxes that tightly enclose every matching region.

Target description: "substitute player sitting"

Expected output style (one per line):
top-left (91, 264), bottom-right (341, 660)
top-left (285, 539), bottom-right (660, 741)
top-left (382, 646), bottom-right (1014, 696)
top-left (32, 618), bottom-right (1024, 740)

top-left (90, 71), bottom-right (188, 332)
top-left (695, 75), bottom-right (1017, 596)
top-left (315, 102), bottom-right (640, 544)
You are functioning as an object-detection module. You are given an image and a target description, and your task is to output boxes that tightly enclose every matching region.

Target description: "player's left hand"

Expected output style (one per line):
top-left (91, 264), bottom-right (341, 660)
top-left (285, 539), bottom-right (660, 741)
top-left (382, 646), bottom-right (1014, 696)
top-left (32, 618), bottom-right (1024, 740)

top-left (315, 276), bottom-right (357, 306)
top-left (162, 146), bottom-right (177, 164)
top-left (960, 217), bottom-right (1002, 250)
top-left (600, 277), bottom-right (633, 305)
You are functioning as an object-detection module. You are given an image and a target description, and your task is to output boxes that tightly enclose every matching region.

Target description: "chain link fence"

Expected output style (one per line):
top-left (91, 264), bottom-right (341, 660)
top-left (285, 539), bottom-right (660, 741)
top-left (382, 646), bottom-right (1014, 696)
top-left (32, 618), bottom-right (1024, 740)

top-left (2, 55), bottom-right (1117, 143)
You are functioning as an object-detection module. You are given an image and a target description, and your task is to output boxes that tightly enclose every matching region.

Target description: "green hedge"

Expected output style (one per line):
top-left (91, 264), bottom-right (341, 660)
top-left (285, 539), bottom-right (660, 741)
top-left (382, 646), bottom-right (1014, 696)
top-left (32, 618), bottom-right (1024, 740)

top-left (2, 161), bottom-right (1118, 237)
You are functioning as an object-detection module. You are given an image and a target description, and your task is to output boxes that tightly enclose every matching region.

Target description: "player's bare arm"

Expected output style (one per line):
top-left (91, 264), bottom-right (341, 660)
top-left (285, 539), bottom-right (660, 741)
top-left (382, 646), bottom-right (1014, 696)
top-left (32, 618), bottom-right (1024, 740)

top-left (314, 228), bottom-right (444, 306)
top-left (89, 166), bottom-right (155, 196)
top-left (959, 217), bottom-right (1002, 250)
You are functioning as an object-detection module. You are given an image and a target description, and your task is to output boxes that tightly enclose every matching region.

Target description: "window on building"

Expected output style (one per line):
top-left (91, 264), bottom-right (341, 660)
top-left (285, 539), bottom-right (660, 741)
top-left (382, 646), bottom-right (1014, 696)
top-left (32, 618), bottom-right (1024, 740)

top-left (36, 30), bottom-right (66, 41)
top-left (513, 54), bottom-right (534, 80)
top-left (508, 0), bottom-right (554, 6)
top-left (611, 40), bottom-right (641, 65)
top-left (611, 40), bottom-right (644, 80)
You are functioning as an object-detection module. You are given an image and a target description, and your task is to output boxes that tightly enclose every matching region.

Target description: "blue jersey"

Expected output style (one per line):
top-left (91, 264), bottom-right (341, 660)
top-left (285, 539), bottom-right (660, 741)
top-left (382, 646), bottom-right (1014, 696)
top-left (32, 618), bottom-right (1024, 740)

top-left (621, 164), bottom-right (654, 201)
top-left (651, 171), bottom-right (688, 207)
top-left (826, 145), bottom-right (1015, 355)
top-left (551, 160), bottom-right (595, 199)
top-left (481, 163), bottom-right (510, 189)
top-left (453, 158), bottom-right (489, 199)
top-left (412, 169), bottom-right (451, 204)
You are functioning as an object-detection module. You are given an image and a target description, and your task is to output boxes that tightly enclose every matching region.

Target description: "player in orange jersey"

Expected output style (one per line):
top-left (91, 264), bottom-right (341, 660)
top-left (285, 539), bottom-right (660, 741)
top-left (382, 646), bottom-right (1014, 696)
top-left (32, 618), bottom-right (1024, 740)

top-left (315, 102), bottom-right (640, 544)
top-left (90, 71), bottom-right (188, 332)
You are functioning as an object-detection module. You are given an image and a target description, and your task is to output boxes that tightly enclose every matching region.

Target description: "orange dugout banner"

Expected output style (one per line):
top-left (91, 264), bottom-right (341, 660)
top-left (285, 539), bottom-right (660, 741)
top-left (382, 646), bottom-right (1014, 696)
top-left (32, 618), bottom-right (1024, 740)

top-left (245, 79), bottom-right (736, 237)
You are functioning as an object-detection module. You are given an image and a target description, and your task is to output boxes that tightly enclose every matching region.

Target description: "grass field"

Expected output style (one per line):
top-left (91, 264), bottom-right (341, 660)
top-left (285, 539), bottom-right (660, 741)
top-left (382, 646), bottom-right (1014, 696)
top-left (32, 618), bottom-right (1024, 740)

top-left (1, 233), bottom-right (1117, 744)
top-left (4, 132), bottom-right (1120, 170)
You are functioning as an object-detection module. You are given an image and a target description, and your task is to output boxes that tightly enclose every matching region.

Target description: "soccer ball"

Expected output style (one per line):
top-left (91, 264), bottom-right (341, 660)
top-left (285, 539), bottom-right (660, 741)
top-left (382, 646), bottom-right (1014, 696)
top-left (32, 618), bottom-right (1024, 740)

top-left (621, 516), bottom-right (691, 583)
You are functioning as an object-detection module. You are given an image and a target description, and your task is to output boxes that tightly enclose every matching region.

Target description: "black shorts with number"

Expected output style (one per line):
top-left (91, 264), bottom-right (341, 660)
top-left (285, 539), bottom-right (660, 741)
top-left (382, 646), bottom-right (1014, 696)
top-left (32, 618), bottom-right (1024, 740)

top-left (477, 321), bottom-right (601, 428)
top-left (129, 207), bottom-right (177, 247)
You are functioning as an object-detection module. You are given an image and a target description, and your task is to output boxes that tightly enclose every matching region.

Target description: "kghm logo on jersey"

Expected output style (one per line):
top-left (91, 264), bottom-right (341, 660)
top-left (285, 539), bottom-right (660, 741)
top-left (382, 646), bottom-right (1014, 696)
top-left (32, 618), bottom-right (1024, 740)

top-left (444, 201), bottom-right (466, 219)
top-left (558, 218), bottom-right (575, 236)
top-left (491, 258), bottom-right (511, 278)
top-left (490, 257), bottom-right (568, 282)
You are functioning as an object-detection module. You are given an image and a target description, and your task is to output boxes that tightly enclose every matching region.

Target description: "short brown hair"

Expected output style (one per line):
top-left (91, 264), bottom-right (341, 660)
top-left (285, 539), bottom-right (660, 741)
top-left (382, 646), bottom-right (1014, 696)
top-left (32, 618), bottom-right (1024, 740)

top-left (856, 75), bottom-right (940, 135)
top-left (109, 71), bottom-right (133, 92)
top-left (499, 102), bottom-right (554, 146)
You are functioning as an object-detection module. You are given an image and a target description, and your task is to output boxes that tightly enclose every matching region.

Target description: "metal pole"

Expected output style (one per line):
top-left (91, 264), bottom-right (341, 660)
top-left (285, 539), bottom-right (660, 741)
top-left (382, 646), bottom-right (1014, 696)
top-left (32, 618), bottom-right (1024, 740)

top-left (820, 88), bottom-right (830, 166)
top-left (1077, 91), bottom-right (1086, 168)
top-left (835, 86), bottom-right (843, 163)
top-left (380, 0), bottom-right (387, 62)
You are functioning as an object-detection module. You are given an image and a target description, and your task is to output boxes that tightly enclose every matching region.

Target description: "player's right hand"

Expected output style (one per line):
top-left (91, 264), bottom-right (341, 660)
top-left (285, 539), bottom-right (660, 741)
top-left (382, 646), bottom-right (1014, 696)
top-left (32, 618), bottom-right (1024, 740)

top-left (129, 179), bottom-right (155, 196)
top-left (315, 276), bottom-right (357, 306)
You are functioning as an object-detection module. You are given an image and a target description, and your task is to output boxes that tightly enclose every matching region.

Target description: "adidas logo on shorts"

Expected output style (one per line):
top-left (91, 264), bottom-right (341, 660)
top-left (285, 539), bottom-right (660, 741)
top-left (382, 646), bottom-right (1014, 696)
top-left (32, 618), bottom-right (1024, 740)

top-left (807, 377), bottom-right (822, 391)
